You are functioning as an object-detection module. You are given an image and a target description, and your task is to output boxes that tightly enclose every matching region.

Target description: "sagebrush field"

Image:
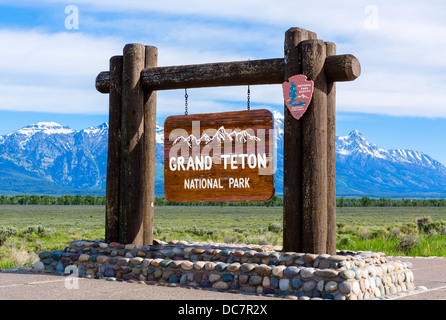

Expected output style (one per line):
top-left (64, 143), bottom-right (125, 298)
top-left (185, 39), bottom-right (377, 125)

top-left (1, 205), bottom-right (446, 268)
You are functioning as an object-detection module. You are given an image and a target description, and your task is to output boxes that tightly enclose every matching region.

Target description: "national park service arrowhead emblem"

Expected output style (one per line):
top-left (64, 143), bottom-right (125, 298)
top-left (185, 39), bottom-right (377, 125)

top-left (282, 75), bottom-right (314, 120)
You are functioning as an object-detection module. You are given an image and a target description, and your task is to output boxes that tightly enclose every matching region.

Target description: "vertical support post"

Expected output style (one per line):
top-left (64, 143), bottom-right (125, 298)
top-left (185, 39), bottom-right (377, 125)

top-left (300, 39), bottom-right (328, 254)
top-left (105, 55), bottom-right (123, 243)
top-left (283, 27), bottom-right (334, 254)
top-left (282, 28), bottom-right (316, 252)
top-left (143, 46), bottom-right (158, 245)
top-left (325, 42), bottom-right (337, 255)
top-left (120, 43), bottom-right (145, 245)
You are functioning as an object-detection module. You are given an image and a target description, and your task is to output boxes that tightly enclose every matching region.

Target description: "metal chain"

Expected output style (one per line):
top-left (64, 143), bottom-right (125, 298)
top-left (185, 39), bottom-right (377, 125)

top-left (185, 88), bottom-right (188, 115)
top-left (247, 59), bottom-right (251, 110)
top-left (247, 85), bottom-right (250, 110)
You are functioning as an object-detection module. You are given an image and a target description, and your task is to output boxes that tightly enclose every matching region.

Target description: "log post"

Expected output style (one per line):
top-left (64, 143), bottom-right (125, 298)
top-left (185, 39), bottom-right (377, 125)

top-left (300, 39), bottom-right (328, 254)
top-left (282, 28), bottom-right (316, 252)
top-left (105, 55), bottom-right (122, 243)
top-left (325, 42), bottom-right (337, 255)
top-left (119, 43), bottom-right (145, 245)
top-left (142, 45), bottom-right (158, 245)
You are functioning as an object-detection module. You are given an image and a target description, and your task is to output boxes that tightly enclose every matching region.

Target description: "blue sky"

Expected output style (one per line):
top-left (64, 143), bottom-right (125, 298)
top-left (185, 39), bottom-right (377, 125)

top-left (0, 1), bottom-right (445, 164)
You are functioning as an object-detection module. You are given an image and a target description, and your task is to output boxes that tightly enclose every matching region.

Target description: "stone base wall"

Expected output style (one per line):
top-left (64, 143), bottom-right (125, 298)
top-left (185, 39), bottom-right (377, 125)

top-left (35, 240), bottom-right (415, 300)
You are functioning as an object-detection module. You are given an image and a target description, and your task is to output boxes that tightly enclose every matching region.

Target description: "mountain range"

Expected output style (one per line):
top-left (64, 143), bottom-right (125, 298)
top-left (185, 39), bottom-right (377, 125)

top-left (1, 111), bottom-right (446, 198)
top-left (172, 126), bottom-right (262, 147)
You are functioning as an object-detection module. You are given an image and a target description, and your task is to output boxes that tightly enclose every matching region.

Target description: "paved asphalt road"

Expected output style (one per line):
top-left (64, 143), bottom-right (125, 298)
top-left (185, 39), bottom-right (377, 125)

top-left (0, 257), bottom-right (445, 301)
top-left (0, 271), bottom-right (282, 301)
top-left (387, 256), bottom-right (446, 300)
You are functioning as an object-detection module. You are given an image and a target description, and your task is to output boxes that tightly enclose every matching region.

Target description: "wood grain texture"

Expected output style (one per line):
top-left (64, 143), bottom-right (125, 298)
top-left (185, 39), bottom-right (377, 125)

top-left (324, 54), bottom-right (361, 82)
top-left (301, 39), bottom-right (328, 254)
top-left (105, 55), bottom-right (122, 243)
top-left (95, 71), bottom-right (109, 93)
top-left (282, 28), bottom-right (316, 253)
top-left (142, 45), bottom-right (157, 245)
top-left (142, 58), bottom-right (285, 90)
top-left (164, 110), bottom-right (274, 202)
top-left (120, 43), bottom-right (145, 245)
top-left (96, 54), bottom-right (359, 93)
top-left (326, 42), bottom-right (337, 255)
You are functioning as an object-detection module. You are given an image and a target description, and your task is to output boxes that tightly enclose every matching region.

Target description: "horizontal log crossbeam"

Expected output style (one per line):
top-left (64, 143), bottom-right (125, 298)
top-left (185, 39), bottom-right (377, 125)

top-left (96, 54), bottom-right (360, 93)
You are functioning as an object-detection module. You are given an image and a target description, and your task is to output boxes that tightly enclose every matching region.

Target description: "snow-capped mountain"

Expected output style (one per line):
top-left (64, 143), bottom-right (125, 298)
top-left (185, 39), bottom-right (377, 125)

top-left (336, 129), bottom-right (443, 170)
top-left (1, 113), bottom-right (446, 197)
top-left (0, 122), bottom-right (109, 195)
top-left (172, 126), bottom-right (262, 147)
top-left (335, 130), bottom-right (446, 197)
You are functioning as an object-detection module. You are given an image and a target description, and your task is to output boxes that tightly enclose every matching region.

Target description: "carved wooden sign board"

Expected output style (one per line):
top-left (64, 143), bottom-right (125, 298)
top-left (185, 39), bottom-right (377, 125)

top-left (164, 109), bottom-right (274, 202)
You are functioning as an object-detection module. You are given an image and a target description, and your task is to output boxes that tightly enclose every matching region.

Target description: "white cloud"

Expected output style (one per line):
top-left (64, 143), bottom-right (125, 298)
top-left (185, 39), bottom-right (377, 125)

top-left (0, 1), bottom-right (446, 118)
top-left (0, 28), bottom-right (122, 113)
top-left (0, 29), bottom-right (120, 78)
top-left (0, 83), bottom-right (108, 114)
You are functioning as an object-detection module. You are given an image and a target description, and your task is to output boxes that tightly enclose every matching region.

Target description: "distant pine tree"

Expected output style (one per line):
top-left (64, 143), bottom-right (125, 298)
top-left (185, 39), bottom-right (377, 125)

top-left (289, 81), bottom-right (298, 105)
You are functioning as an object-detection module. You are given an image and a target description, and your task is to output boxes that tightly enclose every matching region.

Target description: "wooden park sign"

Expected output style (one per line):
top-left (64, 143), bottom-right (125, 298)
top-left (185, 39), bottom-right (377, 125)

top-left (95, 27), bottom-right (361, 254)
top-left (164, 109), bottom-right (274, 202)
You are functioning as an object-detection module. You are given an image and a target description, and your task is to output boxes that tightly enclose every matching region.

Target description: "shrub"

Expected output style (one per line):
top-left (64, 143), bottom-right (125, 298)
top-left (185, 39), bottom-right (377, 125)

top-left (337, 234), bottom-right (355, 247)
top-left (257, 227), bottom-right (267, 233)
top-left (396, 234), bottom-right (420, 253)
top-left (423, 221), bottom-right (446, 234)
top-left (0, 226), bottom-right (19, 245)
top-left (267, 222), bottom-right (282, 233)
top-left (369, 228), bottom-right (387, 239)
top-left (245, 233), bottom-right (280, 246)
top-left (234, 227), bottom-right (247, 234)
top-left (223, 232), bottom-right (240, 244)
top-left (355, 226), bottom-right (370, 240)
top-left (183, 226), bottom-right (214, 236)
top-left (338, 228), bottom-right (356, 236)
top-left (401, 222), bottom-right (418, 235)
top-left (416, 216), bottom-right (432, 232)
top-left (10, 246), bottom-right (39, 267)
top-left (388, 227), bottom-right (401, 238)
top-left (336, 222), bottom-right (346, 229)
top-left (0, 226), bottom-right (18, 237)
top-left (22, 225), bottom-right (45, 235)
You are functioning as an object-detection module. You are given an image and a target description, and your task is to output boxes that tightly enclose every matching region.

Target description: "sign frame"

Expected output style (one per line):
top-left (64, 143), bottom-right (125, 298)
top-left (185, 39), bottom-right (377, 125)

top-left (164, 109), bottom-right (275, 202)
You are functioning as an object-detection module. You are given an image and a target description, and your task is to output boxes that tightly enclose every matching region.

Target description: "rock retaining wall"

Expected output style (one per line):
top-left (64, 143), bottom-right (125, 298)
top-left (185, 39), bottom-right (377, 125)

top-left (34, 240), bottom-right (415, 300)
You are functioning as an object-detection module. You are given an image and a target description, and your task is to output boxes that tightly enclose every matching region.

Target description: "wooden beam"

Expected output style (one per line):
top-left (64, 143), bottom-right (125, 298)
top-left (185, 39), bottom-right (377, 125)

top-left (95, 55), bottom-right (360, 93)
top-left (119, 43), bottom-right (145, 245)
top-left (325, 42), bottom-right (337, 255)
top-left (141, 58), bottom-right (285, 90)
top-left (324, 54), bottom-right (361, 82)
top-left (96, 71), bottom-right (110, 94)
top-left (105, 55), bottom-right (122, 243)
top-left (282, 27), bottom-right (317, 253)
top-left (300, 39), bottom-right (328, 254)
top-left (142, 45), bottom-right (157, 245)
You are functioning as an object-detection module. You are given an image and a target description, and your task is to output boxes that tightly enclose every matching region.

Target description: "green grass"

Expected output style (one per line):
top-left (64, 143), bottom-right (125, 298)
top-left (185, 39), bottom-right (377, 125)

top-left (336, 206), bottom-right (446, 227)
top-left (1, 205), bottom-right (446, 268)
top-left (336, 207), bottom-right (446, 256)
